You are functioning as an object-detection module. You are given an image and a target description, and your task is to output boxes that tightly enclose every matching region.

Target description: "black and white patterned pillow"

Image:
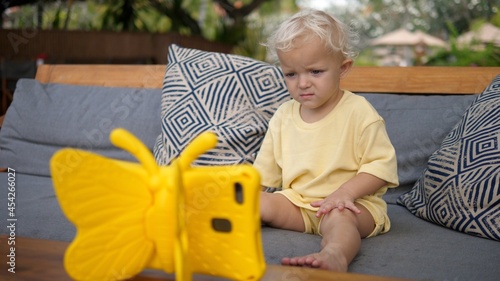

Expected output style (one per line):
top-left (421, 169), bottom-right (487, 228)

top-left (398, 75), bottom-right (500, 241)
top-left (153, 44), bottom-right (289, 166)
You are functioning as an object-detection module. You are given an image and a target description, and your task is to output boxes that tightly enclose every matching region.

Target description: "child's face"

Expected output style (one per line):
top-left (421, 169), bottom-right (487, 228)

top-left (277, 35), bottom-right (352, 120)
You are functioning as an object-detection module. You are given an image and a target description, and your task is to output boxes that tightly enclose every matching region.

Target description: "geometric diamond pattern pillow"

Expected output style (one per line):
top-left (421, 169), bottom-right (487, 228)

top-left (153, 44), bottom-right (289, 166)
top-left (398, 74), bottom-right (500, 241)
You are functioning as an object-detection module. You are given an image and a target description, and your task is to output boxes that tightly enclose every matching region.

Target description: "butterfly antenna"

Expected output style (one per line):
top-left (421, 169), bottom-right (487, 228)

top-left (110, 128), bottom-right (160, 176)
top-left (178, 132), bottom-right (218, 170)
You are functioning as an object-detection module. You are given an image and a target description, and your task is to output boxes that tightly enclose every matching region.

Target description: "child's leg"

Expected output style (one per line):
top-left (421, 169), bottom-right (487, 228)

top-left (260, 191), bottom-right (305, 232)
top-left (281, 202), bottom-right (375, 271)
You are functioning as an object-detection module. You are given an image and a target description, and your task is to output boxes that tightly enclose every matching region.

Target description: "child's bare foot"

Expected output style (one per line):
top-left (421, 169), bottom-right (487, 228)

top-left (281, 249), bottom-right (348, 272)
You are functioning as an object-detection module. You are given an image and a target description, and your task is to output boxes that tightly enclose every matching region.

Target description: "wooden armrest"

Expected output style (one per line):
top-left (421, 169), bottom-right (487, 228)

top-left (341, 66), bottom-right (499, 94)
top-left (36, 64), bottom-right (166, 89)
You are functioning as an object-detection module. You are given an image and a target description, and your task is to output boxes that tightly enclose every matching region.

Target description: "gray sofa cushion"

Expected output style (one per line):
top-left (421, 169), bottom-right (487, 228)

top-left (351, 204), bottom-right (500, 280)
top-left (263, 204), bottom-right (500, 281)
top-left (359, 93), bottom-right (477, 203)
top-left (0, 79), bottom-right (162, 176)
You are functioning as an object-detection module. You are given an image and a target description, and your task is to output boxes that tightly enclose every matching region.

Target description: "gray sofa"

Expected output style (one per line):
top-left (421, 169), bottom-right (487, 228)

top-left (1, 77), bottom-right (499, 281)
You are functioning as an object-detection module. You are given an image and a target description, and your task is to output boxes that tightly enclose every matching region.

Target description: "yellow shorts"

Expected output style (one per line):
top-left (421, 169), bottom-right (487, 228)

top-left (300, 197), bottom-right (390, 238)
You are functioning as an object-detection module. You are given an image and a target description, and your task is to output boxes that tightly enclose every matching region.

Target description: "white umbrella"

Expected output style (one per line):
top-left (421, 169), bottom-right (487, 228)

top-left (371, 28), bottom-right (447, 47)
top-left (371, 29), bottom-right (448, 66)
top-left (457, 23), bottom-right (500, 46)
top-left (414, 30), bottom-right (448, 48)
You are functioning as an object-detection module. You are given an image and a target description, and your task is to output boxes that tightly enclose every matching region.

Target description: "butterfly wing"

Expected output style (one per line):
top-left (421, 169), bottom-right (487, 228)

top-left (51, 149), bottom-right (156, 281)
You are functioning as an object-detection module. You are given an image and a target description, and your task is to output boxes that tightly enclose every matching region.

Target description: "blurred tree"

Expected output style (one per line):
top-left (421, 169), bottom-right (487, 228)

top-left (147, 0), bottom-right (201, 35)
top-left (340, 0), bottom-right (498, 49)
top-left (5, 0), bottom-right (496, 62)
top-left (92, 0), bottom-right (277, 42)
top-left (211, 0), bottom-right (268, 44)
top-left (425, 21), bottom-right (500, 66)
top-left (325, 0), bottom-right (499, 66)
top-left (433, 0), bottom-right (497, 34)
top-left (51, 0), bottom-right (74, 29)
top-left (231, 0), bottom-right (298, 59)
top-left (99, 0), bottom-right (152, 31)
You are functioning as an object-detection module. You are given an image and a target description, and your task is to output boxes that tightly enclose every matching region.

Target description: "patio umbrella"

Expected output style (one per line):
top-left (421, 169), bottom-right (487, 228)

top-left (371, 28), bottom-right (447, 66)
top-left (371, 28), bottom-right (447, 47)
top-left (457, 23), bottom-right (500, 46)
top-left (413, 31), bottom-right (448, 48)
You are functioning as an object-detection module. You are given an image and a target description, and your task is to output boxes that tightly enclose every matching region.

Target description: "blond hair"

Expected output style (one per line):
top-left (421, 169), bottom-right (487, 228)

top-left (265, 9), bottom-right (357, 61)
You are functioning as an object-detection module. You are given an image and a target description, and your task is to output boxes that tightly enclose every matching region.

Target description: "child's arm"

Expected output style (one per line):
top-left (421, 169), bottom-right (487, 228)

top-left (311, 172), bottom-right (387, 217)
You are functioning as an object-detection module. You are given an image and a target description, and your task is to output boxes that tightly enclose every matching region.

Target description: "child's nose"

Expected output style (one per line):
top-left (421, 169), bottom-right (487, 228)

top-left (298, 75), bottom-right (310, 88)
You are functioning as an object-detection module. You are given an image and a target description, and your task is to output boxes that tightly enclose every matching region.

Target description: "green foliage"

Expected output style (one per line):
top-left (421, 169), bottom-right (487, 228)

top-left (426, 44), bottom-right (500, 66)
top-left (232, 20), bottom-right (267, 60)
top-left (6, 4), bottom-right (39, 28)
top-left (231, 0), bottom-right (299, 59)
top-left (425, 21), bottom-right (500, 66)
top-left (353, 49), bottom-right (379, 66)
top-left (493, 11), bottom-right (500, 27)
top-left (134, 7), bottom-right (171, 32)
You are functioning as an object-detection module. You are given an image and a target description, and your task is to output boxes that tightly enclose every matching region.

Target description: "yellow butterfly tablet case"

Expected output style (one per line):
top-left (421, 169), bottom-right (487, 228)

top-left (50, 128), bottom-right (265, 281)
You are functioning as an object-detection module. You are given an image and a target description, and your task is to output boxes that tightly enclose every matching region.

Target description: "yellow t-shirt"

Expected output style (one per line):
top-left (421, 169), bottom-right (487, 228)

top-left (253, 90), bottom-right (399, 211)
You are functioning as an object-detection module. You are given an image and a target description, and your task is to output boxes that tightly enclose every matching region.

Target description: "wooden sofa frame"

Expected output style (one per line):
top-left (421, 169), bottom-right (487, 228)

top-left (33, 65), bottom-right (499, 94)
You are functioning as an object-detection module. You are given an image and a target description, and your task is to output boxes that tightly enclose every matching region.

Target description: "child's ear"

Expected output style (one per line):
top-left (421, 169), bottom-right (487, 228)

top-left (339, 59), bottom-right (353, 79)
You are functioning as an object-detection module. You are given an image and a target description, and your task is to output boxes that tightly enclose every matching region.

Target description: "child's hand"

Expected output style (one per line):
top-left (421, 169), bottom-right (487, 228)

top-left (311, 189), bottom-right (361, 217)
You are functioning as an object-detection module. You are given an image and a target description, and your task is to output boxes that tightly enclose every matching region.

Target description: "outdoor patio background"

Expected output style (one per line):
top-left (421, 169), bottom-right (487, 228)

top-left (0, 29), bottom-right (232, 64)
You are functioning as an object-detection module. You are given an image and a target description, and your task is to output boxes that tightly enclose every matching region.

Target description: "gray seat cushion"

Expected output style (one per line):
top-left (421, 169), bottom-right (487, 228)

top-left (2, 173), bottom-right (498, 281)
top-left (0, 79), bottom-right (162, 176)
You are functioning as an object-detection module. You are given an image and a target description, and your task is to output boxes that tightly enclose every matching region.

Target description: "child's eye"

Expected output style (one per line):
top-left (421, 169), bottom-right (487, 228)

top-left (311, 70), bottom-right (323, 75)
top-left (285, 73), bottom-right (296, 78)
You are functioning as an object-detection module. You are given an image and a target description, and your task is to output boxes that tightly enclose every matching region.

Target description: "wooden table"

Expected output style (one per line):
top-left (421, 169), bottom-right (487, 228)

top-left (1, 236), bottom-right (411, 281)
